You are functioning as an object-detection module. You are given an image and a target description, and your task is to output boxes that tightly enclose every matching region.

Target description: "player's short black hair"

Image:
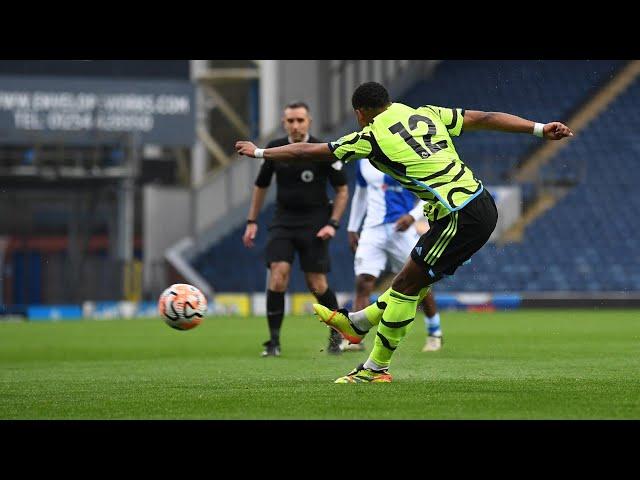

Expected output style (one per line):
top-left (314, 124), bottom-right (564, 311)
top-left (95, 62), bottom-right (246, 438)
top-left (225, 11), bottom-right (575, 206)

top-left (351, 82), bottom-right (390, 110)
top-left (285, 101), bottom-right (310, 112)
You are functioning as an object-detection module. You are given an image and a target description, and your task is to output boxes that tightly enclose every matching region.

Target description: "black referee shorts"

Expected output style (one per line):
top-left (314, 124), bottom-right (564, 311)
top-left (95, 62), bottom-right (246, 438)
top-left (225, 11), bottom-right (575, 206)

top-left (410, 188), bottom-right (498, 285)
top-left (265, 226), bottom-right (331, 273)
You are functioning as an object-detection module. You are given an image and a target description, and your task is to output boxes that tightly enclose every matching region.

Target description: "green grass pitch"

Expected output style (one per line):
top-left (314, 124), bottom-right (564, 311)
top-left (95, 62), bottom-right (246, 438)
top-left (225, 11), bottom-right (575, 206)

top-left (1, 310), bottom-right (639, 419)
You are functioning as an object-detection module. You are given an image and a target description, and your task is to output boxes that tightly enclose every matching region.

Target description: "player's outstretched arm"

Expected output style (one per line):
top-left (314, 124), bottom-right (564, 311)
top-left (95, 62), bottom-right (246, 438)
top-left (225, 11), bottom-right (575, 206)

top-left (235, 141), bottom-right (335, 161)
top-left (462, 110), bottom-right (574, 140)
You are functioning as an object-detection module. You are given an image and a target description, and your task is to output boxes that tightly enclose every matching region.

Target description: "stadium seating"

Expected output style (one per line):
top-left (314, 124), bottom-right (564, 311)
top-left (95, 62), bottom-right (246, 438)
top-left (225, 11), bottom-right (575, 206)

top-left (439, 73), bottom-right (640, 292)
top-left (402, 60), bottom-right (624, 184)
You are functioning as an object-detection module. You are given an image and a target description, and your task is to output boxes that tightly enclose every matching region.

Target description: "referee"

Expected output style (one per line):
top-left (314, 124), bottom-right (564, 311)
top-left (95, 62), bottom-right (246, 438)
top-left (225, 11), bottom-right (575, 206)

top-left (242, 101), bottom-right (349, 356)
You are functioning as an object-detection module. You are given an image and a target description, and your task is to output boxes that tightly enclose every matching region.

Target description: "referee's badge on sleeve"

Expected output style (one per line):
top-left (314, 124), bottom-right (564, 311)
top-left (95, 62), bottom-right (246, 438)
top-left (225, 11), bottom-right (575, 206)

top-left (301, 170), bottom-right (314, 182)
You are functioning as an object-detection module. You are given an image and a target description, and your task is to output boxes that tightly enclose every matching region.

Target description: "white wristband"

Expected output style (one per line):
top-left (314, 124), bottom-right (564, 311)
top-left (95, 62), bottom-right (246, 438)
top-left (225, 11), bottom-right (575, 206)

top-left (533, 123), bottom-right (545, 138)
top-left (254, 148), bottom-right (265, 158)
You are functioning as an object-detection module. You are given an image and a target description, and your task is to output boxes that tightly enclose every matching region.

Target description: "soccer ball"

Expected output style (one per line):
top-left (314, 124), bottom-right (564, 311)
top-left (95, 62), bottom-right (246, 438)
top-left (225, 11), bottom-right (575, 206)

top-left (158, 283), bottom-right (208, 331)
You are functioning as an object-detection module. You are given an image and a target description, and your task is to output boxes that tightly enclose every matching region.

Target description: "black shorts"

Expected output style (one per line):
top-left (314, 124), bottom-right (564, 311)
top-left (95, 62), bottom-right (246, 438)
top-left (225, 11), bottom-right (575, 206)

top-left (410, 188), bottom-right (498, 285)
top-left (265, 226), bottom-right (331, 273)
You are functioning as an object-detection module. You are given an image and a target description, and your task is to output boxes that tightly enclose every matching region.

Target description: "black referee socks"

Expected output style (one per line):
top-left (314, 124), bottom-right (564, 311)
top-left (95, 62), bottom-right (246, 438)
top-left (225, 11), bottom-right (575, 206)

top-left (266, 289), bottom-right (285, 344)
top-left (314, 287), bottom-right (338, 311)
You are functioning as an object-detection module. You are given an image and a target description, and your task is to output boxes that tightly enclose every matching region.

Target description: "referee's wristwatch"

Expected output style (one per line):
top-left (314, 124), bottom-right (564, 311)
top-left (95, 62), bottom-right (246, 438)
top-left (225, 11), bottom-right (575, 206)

top-left (327, 219), bottom-right (340, 230)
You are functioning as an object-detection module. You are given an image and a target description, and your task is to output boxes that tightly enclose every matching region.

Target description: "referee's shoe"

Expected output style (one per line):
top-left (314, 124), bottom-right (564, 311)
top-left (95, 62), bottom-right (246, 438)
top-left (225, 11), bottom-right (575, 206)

top-left (261, 340), bottom-right (281, 357)
top-left (327, 329), bottom-right (343, 355)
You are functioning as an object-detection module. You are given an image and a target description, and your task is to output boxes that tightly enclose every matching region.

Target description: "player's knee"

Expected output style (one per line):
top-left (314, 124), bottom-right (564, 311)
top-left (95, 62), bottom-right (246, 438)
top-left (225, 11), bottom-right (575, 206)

top-left (390, 273), bottom-right (407, 293)
top-left (391, 272), bottom-right (423, 296)
top-left (355, 274), bottom-right (375, 296)
top-left (270, 276), bottom-right (289, 291)
top-left (306, 276), bottom-right (327, 295)
top-left (269, 265), bottom-right (290, 291)
top-left (391, 257), bottom-right (432, 295)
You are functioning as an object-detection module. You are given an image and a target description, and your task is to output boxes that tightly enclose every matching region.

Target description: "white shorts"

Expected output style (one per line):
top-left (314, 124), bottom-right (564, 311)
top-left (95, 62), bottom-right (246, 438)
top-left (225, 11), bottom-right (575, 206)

top-left (354, 223), bottom-right (422, 278)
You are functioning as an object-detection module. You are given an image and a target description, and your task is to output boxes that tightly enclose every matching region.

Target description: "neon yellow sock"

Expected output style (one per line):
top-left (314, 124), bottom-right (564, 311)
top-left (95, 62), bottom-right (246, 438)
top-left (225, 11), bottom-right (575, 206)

top-left (362, 288), bottom-right (391, 326)
top-left (361, 286), bottom-right (431, 327)
top-left (368, 288), bottom-right (419, 368)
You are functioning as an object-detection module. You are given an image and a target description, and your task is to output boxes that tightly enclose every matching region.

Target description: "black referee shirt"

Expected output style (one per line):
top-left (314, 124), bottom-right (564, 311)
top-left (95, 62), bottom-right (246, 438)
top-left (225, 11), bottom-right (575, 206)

top-left (254, 135), bottom-right (348, 228)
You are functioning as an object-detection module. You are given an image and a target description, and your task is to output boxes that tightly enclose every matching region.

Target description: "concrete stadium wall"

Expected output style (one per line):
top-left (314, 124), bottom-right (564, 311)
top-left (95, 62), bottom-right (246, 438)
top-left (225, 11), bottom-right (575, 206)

top-left (143, 185), bottom-right (190, 295)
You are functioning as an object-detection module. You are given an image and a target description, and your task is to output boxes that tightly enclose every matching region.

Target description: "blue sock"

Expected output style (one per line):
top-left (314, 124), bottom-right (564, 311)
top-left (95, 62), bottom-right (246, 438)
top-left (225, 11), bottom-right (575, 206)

top-left (425, 312), bottom-right (441, 336)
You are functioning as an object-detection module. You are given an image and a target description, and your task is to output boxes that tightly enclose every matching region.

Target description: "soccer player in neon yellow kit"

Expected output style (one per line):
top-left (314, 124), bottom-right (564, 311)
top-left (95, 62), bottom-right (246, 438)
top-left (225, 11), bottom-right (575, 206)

top-left (236, 82), bottom-right (573, 383)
